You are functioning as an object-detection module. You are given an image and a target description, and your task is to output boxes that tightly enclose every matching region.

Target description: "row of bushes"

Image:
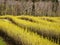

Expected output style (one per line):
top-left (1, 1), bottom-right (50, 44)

top-left (2, 16), bottom-right (59, 44)
top-left (0, 19), bottom-right (58, 45)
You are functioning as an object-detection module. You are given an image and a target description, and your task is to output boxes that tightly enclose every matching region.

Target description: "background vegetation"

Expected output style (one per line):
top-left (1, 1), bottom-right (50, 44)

top-left (0, 0), bottom-right (60, 16)
top-left (0, 0), bottom-right (60, 45)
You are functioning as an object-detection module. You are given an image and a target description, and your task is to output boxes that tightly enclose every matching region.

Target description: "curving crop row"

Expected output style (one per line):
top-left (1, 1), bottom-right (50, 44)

top-left (6, 17), bottom-right (60, 44)
top-left (0, 19), bottom-right (58, 45)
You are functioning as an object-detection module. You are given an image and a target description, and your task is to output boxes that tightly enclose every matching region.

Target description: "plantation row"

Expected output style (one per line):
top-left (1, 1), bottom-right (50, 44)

top-left (0, 15), bottom-right (60, 45)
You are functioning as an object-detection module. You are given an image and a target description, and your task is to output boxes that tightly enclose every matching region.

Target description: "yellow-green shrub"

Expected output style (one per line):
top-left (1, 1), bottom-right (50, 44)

top-left (8, 17), bottom-right (60, 43)
top-left (0, 19), bottom-right (58, 45)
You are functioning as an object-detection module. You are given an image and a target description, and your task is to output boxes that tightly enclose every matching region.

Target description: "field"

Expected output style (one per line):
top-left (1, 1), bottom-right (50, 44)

top-left (0, 15), bottom-right (60, 45)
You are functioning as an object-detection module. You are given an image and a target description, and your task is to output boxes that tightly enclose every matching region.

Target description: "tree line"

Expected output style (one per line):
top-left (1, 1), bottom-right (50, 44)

top-left (0, 0), bottom-right (59, 16)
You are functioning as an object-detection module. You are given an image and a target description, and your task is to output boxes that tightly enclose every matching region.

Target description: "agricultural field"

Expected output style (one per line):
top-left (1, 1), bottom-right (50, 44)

top-left (0, 15), bottom-right (60, 45)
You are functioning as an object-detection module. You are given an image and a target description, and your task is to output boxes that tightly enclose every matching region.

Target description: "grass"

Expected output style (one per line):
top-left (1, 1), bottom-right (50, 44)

top-left (19, 15), bottom-right (60, 25)
top-left (7, 17), bottom-right (60, 40)
top-left (0, 19), bottom-right (58, 45)
top-left (39, 17), bottom-right (60, 24)
top-left (0, 15), bottom-right (60, 45)
top-left (0, 37), bottom-right (7, 45)
top-left (16, 16), bottom-right (60, 28)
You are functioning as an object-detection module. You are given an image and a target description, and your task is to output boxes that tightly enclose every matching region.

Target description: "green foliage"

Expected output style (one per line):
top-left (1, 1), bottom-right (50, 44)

top-left (0, 37), bottom-right (7, 45)
top-left (51, 0), bottom-right (58, 2)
